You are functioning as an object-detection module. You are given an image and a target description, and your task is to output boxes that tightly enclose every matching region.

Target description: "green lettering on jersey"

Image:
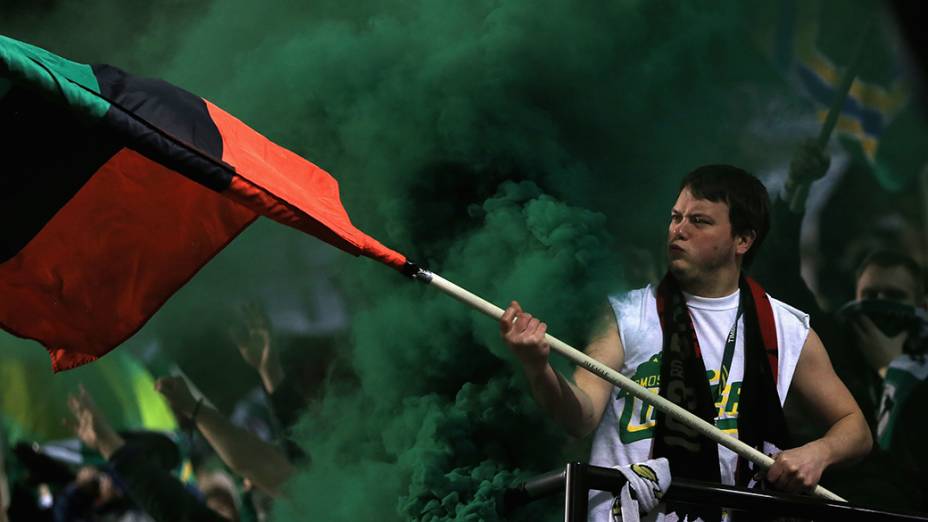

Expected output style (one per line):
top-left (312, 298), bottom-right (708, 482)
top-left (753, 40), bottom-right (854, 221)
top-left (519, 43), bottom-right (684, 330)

top-left (617, 354), bottom-right (662, 443)
top-left (615, 353), bottom-right (742, 442)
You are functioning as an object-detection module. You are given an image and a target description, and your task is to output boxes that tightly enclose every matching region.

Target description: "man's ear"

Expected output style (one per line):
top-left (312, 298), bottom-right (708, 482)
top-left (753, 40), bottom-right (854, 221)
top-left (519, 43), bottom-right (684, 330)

top-left (735, 230), bottom-right (756, 256)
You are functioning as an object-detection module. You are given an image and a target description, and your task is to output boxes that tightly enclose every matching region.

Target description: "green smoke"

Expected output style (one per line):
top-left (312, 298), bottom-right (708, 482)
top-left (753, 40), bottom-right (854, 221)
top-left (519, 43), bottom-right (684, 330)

top-left (1, 0), bottom-right (910, 520)
top-left (134, 2), bottom-right (784, 520)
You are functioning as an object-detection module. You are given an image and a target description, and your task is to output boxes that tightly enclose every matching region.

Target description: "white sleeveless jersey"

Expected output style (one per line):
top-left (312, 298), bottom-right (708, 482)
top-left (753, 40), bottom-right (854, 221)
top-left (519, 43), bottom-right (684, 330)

top-left (588, 284), bottom-right (810, 522)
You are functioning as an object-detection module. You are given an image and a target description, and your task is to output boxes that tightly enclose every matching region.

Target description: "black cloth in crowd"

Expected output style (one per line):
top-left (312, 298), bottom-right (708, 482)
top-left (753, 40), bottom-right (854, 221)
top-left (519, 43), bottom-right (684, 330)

top-left (107, 441), bottom-right (227, 522)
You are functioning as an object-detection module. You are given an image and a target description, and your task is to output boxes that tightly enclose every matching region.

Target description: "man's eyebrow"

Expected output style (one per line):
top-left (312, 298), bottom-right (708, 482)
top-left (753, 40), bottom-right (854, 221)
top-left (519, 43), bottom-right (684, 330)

top-left (689, 212), bottom-right (713, 219)
top-left (670, 209), bottom-right (716, 219)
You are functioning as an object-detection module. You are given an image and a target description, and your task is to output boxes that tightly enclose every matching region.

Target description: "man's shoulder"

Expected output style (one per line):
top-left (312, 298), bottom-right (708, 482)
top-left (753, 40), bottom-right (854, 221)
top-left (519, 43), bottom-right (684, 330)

top-left (767, 293), bottom-right (811, 332)
top-left (607, 284), bottom-right (655, 307)
top-left (606, 284), bottom-right (657, 342)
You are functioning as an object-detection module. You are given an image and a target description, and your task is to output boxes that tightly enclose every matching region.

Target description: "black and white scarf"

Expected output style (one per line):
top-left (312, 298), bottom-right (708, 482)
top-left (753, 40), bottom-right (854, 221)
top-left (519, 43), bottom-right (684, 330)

top-left (653, 273), bottom-right (789, 521)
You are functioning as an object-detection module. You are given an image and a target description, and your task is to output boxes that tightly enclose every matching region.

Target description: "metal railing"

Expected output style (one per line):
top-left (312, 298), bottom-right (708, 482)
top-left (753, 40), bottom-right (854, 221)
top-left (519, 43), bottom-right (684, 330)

top-left (501, 462), bottom-right (928, 521)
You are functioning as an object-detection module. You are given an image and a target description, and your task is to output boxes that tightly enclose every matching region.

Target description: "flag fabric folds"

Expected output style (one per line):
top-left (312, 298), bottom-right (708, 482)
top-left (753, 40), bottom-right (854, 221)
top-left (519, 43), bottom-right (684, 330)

top-left (794, 48), bottom-right (906, 161)
top-left (0, 35), bottom-right (406, 372)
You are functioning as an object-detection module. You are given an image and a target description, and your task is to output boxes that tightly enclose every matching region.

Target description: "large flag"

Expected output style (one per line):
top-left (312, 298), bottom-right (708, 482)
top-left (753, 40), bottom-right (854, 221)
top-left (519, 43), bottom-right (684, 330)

top-left (0, 35), bottom-right (407, 372)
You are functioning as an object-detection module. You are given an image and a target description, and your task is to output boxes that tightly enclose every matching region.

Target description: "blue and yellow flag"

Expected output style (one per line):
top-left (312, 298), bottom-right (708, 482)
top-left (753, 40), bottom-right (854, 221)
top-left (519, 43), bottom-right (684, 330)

top-left (761, 0), bottom-right (926, 191)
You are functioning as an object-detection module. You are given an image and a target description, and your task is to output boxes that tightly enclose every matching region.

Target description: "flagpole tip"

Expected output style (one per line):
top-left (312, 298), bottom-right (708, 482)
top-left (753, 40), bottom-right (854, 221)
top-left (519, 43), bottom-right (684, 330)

top-left (402, 260), bottom-right (433, 283)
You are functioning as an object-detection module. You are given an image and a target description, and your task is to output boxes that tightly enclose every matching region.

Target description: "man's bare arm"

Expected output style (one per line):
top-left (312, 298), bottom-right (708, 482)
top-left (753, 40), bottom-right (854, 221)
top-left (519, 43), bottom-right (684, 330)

top-left (155, 377), bottom-right (294, 496)
top-left (766, 329), bottom-right (872, 492)
top-left (500, 301), bottom-right (623, 438)
top-left (191, 404), bottom-right (295, 495)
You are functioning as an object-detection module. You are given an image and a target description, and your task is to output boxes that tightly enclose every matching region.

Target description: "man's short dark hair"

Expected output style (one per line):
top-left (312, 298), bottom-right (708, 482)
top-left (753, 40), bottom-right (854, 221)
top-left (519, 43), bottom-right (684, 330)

top-left (679, 165), bottom-right (770, 268)
top-left (856, 249), bottom-right (925, 300)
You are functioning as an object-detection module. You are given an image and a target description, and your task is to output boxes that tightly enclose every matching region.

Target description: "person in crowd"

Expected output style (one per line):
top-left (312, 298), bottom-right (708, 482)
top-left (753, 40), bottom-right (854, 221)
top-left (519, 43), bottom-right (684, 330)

top-left (755, 141), bottom-right (927, 436)
top-left (150, 303), bottom-right (311, 520)
top-left (229, 303), bottom-right (310, 459)
top-left (855, 250), bottom-right (926, 444)
top-left (155, 376), bottom-right (294, 497)
top-left (52, 465), bottom-right (150, 522)
top-left (750, 140), bottom-right (927, 509)
top-left (65, 386), bottom-right (233, 522)
top-left (196, 470), bottom-right (241, 522)
top-left (500, 165), bottom-right (871, 520)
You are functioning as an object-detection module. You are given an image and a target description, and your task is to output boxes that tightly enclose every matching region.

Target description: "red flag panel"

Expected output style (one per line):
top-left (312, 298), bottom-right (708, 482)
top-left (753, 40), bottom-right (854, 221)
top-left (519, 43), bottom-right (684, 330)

top-left (204, 101), bottom-right (407, 270)
top-left (0, 148), bottom-right (255, 371)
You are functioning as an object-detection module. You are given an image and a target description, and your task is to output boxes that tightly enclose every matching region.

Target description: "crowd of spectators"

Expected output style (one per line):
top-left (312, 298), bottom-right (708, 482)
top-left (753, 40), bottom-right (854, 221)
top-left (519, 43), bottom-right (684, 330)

top-left (0, 303), bottom-right (321, 522)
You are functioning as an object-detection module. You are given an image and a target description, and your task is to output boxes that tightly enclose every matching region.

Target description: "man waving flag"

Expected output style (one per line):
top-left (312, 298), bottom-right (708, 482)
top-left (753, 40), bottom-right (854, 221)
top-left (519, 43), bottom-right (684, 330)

top-left (0, 35), bottom-right (406, 371)
top-left (0, 37), bottom-right (859, 502)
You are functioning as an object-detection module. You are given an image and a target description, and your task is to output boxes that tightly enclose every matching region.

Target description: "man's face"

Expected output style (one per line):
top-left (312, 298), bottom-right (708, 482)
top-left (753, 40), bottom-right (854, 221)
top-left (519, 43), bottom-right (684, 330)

top-left (667, 188), bottom-right (751, 282)
top-left (855, 264), bottom-right (919, 306)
